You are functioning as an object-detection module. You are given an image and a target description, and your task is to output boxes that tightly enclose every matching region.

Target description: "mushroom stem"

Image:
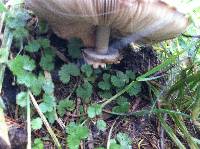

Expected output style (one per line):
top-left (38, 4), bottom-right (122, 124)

top-left (96, 26), bottom-right (110, 54)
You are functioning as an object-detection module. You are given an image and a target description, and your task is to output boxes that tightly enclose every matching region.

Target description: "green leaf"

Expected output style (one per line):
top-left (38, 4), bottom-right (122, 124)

top-left (31, 84), bottom-right (42, 96)
top-left (24, 37), bottom-right (50, 53)
top-left (59, 65), bottom-right (71, 83)
top-left (116, 96), bottom-right (128, 105)
top-left (31, 75), bottom-right (44, 96)
top-left (9, 55), bottom-right (36, 76)
top-left (98, 81), bottom-right (111, 91)
top-left (40, 48), bottom-right (55, 71)
top-left (25, 40), bottom-right (41, 52)
top-left (103, 73), bottom-right (111, 81)
top-left (98, 91), bottom-right (113, 99)
top-left (116, 133), bottom-right (132, 149)
top-left (0, 97), bottom-right (5, 109)
top-left (40, 55), bottom-right (54, 71)
top-left (58, 72), bottom-right (70, 84)
top-left (76, 82), bottom-right (93, 101)
top-left (0, 2), bottom-right (6, 12)
top-left (57, 99), bottom-right (75, 116)
top-left (87, 104), bottom-right (102, 118)
top-left (59, 63), bottom-right (80, 84)
top-left (39, 102), bottom-right (49, 113)
top-left (126, 70), bottom-right (135, 80)
top-left (112, 102), bottom-right (129, 113)
top-left (43, 47), bottom-right (56, 58)
top-left (109, 143), bottom-right (121, 149)
top-left (68, 38), bottom-right (83, 58)
top-left (67, 135), bottom-right (80, 149)
top-left (0, 48), bottom-right (9, 63)
top-left (117, 71), bottom-right (129, 82)
top-left (31, 117), bottom-right (43, 130)
top-left (98, 75), bottom-right (111, 91)
top-left (17, 73), bottom-right (36, 87)
top-left (96, 120), bottom-right (107, 132)
top-left (16, 73), bottom-right (42, 96)
top-left (111, 71), bottom-right (129, 88)
top-left (39, 20), bottom-right (48, 34)
top-left (81, 64), bottom-right (93, 77)
top-left (13, 27), bottom-right (28, 39)
top-left (32, 138), bottom-right (44, 149)
top-left (45, 111), bottom-right (56, 124)
top-left (111, 76), bottom-right (123, 88)
top-left (43, 94), bottom-right (56, 109)
top-left (38, 38), bottom-right (50, 49)
top-left (67, 63), bottom-right (80, 76)
top-left (66, 122), bottom-right (89, 149)
top-left (42, 79), bottom-right (54, 95)
top-left (6, 9), bottom-right (30, 29)
top-left (16, 92), bottom-right (29, 107)
top-left (39, 94), bottom-right (56, 113)
top-left (127, 82), bottom-right (141, 96)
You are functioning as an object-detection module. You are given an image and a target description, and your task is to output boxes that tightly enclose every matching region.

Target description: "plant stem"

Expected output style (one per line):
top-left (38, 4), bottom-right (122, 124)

top-left (170, 114), bottom-right (199, 149)
top-left (103, 108), bottom-right (198, 119)
top-left (158, 115), bottom-right (186, 149)
top-left (27, 93), bottom-right (31, 149)
top-left (0, 29), bottom-right (13, 149)
top-left (28, 91), bottom-right (62, 149)
top-left (0, 33), bottom-right (13, 92)
top-left (0, 3), bottom-right (13, 148)
top-left (101, 81), bottom-right (137, 108)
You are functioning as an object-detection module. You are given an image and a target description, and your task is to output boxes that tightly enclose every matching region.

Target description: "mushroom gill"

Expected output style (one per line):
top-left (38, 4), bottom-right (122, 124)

top-left (26, 0), bottom-right (189, 68)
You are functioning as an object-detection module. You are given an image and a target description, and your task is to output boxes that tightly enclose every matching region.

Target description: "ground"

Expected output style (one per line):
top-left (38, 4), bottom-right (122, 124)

top-left (2, 32), bottom-right (200, 148)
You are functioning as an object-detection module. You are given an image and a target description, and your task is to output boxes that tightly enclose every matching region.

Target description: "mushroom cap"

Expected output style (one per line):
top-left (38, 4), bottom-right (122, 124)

top-left (26, 0), bottom-right (189, 46)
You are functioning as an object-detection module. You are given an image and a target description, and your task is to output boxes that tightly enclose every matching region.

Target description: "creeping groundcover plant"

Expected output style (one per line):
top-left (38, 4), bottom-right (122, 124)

top-left (0, 0), bottom-right (200, 148)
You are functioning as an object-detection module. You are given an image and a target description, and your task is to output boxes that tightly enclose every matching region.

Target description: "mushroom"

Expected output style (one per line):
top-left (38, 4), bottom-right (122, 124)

top-left (26, 0), bottom-right (188, 68)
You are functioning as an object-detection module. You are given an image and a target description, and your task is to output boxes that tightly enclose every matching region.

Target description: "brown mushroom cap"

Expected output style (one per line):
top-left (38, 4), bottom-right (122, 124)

top-left (26, 0), bottom-right (188, 67)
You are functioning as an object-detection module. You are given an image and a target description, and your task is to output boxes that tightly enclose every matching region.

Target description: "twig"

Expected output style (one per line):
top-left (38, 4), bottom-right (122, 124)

top-left (54, 114), bottom-right (65, 130)
top-left (131, 98), bottom-right (140, 111)
top-left (55, 49), bottom-right (69, 63)
top-left (28, 91), bottom-right (62, 148)
top-left (88, 129), bottom-right (94, 149)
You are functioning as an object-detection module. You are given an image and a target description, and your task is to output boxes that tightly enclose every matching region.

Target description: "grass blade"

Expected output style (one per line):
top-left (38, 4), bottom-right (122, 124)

top-left (158, 115), bottom-right (186, 149)
top-left (27, 92), bottom-right (31, 149)
top-left (137, 51), bottom-right (184, 81)
top-left (170, 114), bottom-right (199, 149)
